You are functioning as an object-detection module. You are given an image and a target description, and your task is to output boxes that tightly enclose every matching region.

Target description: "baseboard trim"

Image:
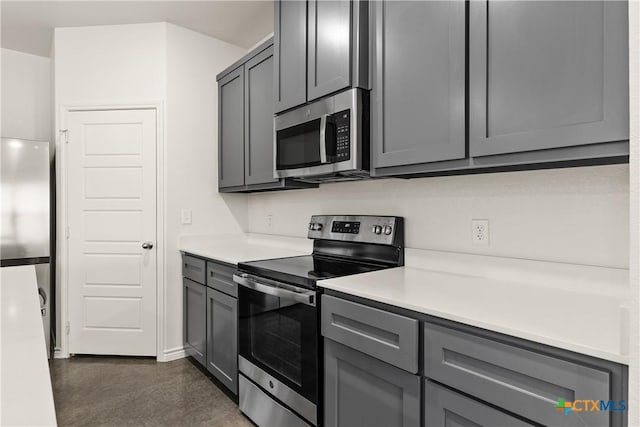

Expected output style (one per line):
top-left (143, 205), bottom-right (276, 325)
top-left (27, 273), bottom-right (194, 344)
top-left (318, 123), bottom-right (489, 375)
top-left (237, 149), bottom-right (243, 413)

top-left (162, 346), bottom-right (187, 362)
top-left (54, 348), bottom-right (69, 359)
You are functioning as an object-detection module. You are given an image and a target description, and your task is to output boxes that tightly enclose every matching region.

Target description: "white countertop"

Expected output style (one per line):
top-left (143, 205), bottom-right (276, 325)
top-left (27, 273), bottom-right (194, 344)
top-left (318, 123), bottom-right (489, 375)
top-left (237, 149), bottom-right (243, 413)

top-left (1, 265), bottom-right (57, 426)
top-left (179, 234), bottom-right (629, 363)
top-left (319, 249), bottom-right (629, 365)
top-left (178, 233), bottom-right (312, 265)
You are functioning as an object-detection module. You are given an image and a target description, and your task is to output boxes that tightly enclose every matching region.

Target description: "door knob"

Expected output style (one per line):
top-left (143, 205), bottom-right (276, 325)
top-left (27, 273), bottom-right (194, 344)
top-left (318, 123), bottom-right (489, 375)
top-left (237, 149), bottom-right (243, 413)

top-left (142, 241), bottom-right (154, 249)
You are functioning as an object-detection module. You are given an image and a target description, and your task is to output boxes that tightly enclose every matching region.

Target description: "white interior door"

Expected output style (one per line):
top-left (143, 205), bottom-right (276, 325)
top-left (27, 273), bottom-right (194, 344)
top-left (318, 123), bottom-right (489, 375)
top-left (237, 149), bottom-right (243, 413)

top-left (67, 109), bottom-right (157, 356)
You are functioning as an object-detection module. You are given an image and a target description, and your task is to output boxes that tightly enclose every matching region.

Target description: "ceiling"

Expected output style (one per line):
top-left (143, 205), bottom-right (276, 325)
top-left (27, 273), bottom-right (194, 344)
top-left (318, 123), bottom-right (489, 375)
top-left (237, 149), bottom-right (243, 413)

top-left (1, 1), bottom-right (274, 57)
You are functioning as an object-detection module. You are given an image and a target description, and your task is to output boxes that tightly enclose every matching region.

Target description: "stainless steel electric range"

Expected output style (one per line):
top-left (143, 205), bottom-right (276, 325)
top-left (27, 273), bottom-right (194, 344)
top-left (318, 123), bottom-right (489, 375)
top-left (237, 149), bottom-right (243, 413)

top-left (234, 215), bottom-right (404, 427)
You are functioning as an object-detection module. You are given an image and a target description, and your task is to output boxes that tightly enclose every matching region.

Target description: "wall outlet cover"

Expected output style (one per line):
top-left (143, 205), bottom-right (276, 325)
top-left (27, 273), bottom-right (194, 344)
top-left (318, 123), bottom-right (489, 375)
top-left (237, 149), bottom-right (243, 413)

top-left (471, 219), bottom-right (489, 246)
top-left (181, 209), bottom-right (192, 225)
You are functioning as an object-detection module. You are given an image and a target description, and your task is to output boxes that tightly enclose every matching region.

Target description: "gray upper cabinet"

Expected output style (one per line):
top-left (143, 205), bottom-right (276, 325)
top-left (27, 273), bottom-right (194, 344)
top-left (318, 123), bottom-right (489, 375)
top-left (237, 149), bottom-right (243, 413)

top-left (275, 0), bottom-right (368, 111)
top-left (274, 0), bottom-right (307, 113)
top-left (206, 287), bottom-right (238, 395)
top-left (469, 0), bottom-right (629, 157)
top-left (218, 66), bottom-right (245, 189)
top-left (217, 40), bottom-right (316, 192)
top-left (183, 278), bottom-right (206, 367)
top-left (307, 0), bottom-right (352, 101)
top-left (324, 339), bottom-right (420, 427)
top-left (372, 0), bottom-right (466, 171)
top-left (245, 47), bottom-right (279, 186)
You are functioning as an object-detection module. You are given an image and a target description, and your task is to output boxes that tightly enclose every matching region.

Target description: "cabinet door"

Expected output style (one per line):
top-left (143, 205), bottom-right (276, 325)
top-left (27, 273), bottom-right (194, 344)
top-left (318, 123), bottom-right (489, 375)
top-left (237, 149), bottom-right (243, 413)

top-left (307, 0), bottom-right (352, 101)
top-left (183, 279), bottom-right (206, 366)
top-left (425, 381), bottom-right (534, 427)
top-left (372, 0), bottom-right (466, 170)
top-left (245, 47), bottom-right (279, 186)
top-left (469, 0), bottom-right (628, 157)
top-left (218, 66), bottom-right (245, 189)
top-left (206, 287), bottom-right (238, 395)
top-left (274, 0), bottom-right (307, 113)
top-left (324, 340), bottom-right (420, 427)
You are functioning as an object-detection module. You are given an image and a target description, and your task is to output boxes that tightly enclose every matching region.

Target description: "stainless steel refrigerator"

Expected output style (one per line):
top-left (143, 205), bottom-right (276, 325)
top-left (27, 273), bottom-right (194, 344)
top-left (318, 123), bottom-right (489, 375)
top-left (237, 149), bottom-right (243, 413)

top-left (1, 137), bottom-right (52, 357)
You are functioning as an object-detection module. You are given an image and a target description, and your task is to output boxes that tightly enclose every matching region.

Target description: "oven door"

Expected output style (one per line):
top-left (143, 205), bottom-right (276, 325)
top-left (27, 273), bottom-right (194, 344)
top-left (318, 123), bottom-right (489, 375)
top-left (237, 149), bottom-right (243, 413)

top-left (274, 88), bottom-right (364, 179)
top-left (275, 114), bottom-right (334, 172)
top-left (235, 274), bottom-right (318, 404)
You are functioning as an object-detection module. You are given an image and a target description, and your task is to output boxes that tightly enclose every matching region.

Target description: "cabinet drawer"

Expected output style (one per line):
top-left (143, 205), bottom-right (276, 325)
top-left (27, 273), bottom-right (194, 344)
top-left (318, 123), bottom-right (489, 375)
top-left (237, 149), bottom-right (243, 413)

top-left (206, 261), bottom-right (237, 297)
top-left (182, 255), bottom-right (205, 284)
top-left (425, 380), bottom-right (534, 427)
top-left (321, 295), bottom-right (418, 373)
top-left (424, 322), bottom-right (611, 427)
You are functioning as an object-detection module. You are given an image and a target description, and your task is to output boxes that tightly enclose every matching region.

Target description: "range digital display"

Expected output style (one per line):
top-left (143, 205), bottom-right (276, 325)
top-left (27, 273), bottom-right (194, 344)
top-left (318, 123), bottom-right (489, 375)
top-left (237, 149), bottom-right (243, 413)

top-left (331, 221), bottom-right (360, 234)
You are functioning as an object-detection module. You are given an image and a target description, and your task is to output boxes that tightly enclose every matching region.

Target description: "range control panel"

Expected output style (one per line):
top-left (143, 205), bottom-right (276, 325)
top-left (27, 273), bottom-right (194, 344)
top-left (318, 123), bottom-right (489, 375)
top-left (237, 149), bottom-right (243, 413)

top-left (331, 221), bottom-right (360, 234)
top-left (308, 215), bottom-right (403, 246)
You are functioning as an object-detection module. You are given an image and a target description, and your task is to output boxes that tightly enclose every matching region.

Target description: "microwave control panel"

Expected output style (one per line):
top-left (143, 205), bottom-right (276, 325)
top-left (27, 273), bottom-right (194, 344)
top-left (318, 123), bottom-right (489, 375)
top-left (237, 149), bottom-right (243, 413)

top-left (333, 110), bottom-right (351, 161)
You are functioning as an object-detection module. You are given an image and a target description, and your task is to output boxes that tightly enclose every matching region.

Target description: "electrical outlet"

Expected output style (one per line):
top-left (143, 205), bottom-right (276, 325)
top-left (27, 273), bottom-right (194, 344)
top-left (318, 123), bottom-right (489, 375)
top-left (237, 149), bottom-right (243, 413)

top-left (181, 209), bottom-right (192, 225)
top-left (471, 219), bottom-right (489, 246)
top-left (267, 214), bottom-right (273, 228)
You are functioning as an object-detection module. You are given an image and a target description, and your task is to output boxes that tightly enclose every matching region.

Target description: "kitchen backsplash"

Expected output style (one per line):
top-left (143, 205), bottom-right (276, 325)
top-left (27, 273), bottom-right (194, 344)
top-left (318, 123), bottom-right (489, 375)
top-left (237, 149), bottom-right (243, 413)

top-left (248, 164), bottom-right (629, 269)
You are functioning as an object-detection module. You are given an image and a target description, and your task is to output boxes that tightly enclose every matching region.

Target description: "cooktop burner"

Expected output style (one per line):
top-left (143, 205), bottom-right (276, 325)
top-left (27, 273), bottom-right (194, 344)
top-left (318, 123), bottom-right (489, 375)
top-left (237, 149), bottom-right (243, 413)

top-left (238, 255), bottom-right (388, 289)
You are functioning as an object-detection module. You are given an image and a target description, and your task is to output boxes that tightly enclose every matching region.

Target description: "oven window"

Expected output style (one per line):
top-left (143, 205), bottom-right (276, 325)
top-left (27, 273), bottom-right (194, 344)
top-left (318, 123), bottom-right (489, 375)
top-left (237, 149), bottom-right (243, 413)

top-left (239, 287), bottom-right (317, 403)
top-left (276, 119), bottom-right (322, 170)
top-left (250, 300), bottom-right (304, 384)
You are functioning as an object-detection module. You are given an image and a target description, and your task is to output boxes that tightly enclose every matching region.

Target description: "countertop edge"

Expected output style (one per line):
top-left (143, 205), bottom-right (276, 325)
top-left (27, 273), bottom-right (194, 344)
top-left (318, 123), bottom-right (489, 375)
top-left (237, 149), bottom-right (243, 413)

top-left (318, 280), bottom-right (629, 366)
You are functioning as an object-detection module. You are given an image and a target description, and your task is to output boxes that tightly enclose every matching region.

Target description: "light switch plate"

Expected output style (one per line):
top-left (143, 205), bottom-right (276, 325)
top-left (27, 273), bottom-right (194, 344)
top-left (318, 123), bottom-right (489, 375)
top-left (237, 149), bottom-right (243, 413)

top-left (181, 209), bottom-right (192, 225)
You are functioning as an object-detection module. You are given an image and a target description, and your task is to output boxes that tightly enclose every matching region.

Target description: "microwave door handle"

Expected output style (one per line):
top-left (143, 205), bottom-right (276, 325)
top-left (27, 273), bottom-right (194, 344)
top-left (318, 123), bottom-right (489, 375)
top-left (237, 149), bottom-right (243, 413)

top-left (319, 114), bottom-right (328, 164)
top-left (233, 274), bottom-right (316, 306)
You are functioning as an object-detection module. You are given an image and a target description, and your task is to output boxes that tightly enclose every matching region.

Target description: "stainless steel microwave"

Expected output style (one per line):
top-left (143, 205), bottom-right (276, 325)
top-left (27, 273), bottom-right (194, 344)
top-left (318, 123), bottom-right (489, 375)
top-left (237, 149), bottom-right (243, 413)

top-left (274, 88), bottom-right (369, 183)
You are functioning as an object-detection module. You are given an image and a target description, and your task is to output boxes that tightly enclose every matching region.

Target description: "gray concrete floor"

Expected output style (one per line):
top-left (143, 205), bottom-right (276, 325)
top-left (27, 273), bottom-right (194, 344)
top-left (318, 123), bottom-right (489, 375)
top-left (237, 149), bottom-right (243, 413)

top-left (49, 356), bottom-right (253, 427)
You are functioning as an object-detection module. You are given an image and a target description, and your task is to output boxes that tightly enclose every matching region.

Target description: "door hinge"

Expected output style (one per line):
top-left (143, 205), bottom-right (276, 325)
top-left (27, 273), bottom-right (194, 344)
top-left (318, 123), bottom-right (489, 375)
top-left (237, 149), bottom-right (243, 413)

top-left (65, 321), bottom-right (70, 335)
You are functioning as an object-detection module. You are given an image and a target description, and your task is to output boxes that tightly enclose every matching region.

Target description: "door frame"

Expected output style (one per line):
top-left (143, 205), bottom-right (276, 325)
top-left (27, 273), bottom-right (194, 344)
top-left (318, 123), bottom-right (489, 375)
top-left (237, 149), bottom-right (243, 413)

top-left (56, 101), bottom-right (167, 361)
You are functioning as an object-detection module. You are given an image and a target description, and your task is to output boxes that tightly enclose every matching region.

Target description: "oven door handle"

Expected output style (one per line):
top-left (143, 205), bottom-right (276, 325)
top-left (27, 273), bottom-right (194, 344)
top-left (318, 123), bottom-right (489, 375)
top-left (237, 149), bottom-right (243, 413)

top-left (233, 274), bottom-right (316, 307)
top-left (319, 114), bottom-right (328, 164)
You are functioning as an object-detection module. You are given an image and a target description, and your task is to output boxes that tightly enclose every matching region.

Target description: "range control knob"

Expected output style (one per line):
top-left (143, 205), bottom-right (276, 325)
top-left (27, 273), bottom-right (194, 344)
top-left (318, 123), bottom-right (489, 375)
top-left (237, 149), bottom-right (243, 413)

top-left (383, 225), bottom-right (393, 235)
top-left (309, 223), bottom-right (314, 230)
top-left (315, 223), bottom-right (323, 231)
top-left (372, 225), bottom-right (382, 235)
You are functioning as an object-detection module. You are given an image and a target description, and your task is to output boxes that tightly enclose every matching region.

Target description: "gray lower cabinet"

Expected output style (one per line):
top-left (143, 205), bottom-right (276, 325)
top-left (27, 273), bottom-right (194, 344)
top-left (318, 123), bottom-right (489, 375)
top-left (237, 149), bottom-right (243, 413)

top-left (183, 278), bottom-right (206, 366)
top-left (321, 294), bottom-right (419, 373)
top-left (371, 0), bottom-right (466, 172)
top-left (324, 339), bottom-right (420, 427)
top-left (182, 254), bottom-right (238, 395)
top-left (424, 381), bottom-right (534, 427)
top-left (323, 293), bottom-right (627, 427)
top-left (206, 287), bottom-right (238, 395)
top-left (274, 0), bottom-right (307, 113)
top-left (469, 0), bottom-right (628, 157)
top-left (424, 322), bottom-right (614, 427)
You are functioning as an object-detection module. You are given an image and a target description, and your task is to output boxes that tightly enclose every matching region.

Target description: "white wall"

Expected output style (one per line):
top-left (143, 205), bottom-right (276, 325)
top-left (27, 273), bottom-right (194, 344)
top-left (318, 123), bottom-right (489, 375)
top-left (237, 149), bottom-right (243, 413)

top-left (164, 23), bottom-right (246, 355)
top-left (249, 164), bottom-right (629, 269)
top-left (54, 23), bottom-right (167, 106)
top-left (54, 22), bottom-right (246, 358)
top-left (1, 48), bottom-right (51, 141)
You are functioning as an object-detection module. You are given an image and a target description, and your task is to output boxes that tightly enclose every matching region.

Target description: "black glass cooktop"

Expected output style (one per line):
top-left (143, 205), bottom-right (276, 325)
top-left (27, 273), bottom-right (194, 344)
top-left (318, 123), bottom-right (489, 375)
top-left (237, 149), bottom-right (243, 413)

top-left (238, 255), bottom-right (388, 289)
